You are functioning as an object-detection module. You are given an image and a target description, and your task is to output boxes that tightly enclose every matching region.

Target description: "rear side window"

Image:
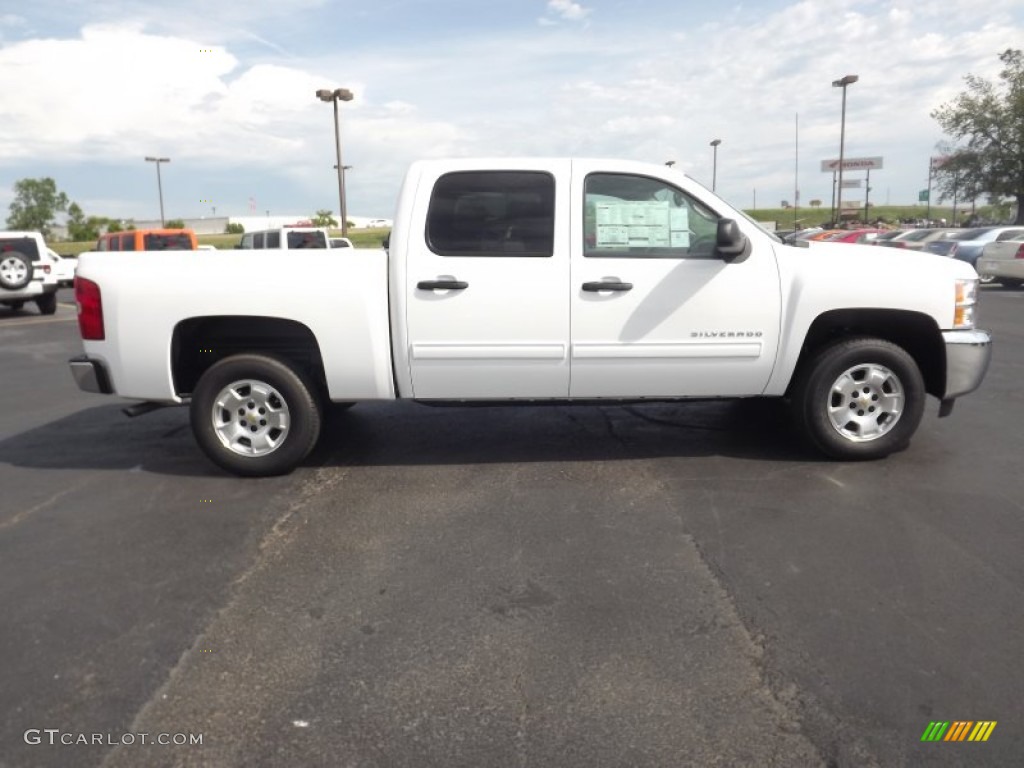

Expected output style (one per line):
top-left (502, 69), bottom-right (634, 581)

top-left (0, 237), bottom-right (40, 259)
top-left (144, 234), bottom-right (193, 250)
top-left (426, 171), bottom-right (555, 257)
top-left (240, 234), bottom-right (254, 249)
top-left (266, 232), bottom-right (280, 248)
top-left (254, 233), bottom-right (265, 249)
top-left (119, 234), bottom-right (133, 251)
top-left (995, 229), bottom-right (1024, 241)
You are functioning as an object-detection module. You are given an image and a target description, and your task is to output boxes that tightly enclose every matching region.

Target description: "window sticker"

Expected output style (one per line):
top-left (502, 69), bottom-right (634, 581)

top-left (595, 201), bottom-right (689, 249)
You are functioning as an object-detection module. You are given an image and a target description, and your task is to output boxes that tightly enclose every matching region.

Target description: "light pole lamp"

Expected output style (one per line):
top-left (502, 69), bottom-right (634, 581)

top-left (831, 74), bottom-right (858, 224)
top-left (144, 156), bottom-right (170, 226)
top-left (316, 87), bottom-right (354, 236)
top-left (709, 139), bottom-right (722, 192)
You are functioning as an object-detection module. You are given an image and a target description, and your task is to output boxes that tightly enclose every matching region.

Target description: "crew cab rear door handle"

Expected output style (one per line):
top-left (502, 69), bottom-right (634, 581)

top-left (417, 279), bottom-right (468, 290)
top-left (582, 281), bottom-right (633, 292)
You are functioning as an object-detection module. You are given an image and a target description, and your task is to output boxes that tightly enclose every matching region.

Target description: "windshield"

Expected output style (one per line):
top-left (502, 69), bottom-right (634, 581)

top-left (143, 234), bottom-right (193, 250)
top-left (287, 231), bottom-right (328, 249)
top-left (678, 173), bottom-right (781, 243)
top-left (949, 228), bottom-right (990, 241)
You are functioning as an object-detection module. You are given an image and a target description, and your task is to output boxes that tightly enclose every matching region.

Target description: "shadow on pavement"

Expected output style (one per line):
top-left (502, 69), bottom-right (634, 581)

top-left (0, 398), bottom-right (819, 477)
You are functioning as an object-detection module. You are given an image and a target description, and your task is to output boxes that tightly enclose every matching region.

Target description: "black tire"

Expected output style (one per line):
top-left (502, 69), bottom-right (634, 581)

top-left (1001, 278), bottom-right (1023, 288)
top-left (190, 354), bottom-right (322, 477)
top-left (0, 251), bottom-right (33, 290)
top-left (4, 300), bottom-right (26, 311)
top-left (791, 337), bottom-right (925, 460)
top-left (36, 292), bottom-right (57, 315)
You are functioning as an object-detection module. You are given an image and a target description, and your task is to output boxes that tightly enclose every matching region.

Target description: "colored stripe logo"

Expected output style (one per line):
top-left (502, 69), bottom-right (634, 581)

top-left (921, 721), bottom-right (997, 742)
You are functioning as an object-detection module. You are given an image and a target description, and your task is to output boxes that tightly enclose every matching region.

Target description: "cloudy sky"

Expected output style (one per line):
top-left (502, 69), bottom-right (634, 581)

top-left (1, 0), bottom-right (1021, 225)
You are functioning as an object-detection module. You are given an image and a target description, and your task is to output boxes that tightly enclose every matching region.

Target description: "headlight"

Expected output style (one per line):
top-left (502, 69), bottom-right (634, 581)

top-left (953, 278), bottom-right (978, 329)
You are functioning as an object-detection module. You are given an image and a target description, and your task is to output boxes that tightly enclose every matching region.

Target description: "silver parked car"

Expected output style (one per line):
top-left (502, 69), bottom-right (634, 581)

top-left (976, 233), bottom-right (1024, 288)
top-left (922, 226), bottom-right (1024, 283)
top-left (875, 228), bottom-right (959, 251)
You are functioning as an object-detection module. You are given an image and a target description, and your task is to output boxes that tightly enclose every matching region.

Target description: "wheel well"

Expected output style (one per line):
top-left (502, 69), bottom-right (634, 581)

top-left (171, 316), bottom-right (327, 398)
top-left (789, 309), bottom-right (945, 398)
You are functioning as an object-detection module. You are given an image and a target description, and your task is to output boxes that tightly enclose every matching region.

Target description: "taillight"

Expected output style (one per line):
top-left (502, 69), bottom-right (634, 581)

top-left (948, 244), bottom-right (958, 256)
top-left (75, 277), bottom-right (105, 340)
top-left (1015, 244), bottom-right (1024, 260)
top-left (41, 264), bottom-right (51, 274)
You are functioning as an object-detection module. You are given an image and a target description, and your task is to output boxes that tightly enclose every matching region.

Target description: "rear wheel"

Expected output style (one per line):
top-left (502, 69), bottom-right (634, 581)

top-left (791, 337), bottom-right (925, 459)
top-left (1001, 278), bottom-right (1023, 288)
top-left (190, 354), bottom-right (322, 476)
top-left (0, 251), bottom-right (33, 290)
top-left (36, 292), bottom-right (57, 315)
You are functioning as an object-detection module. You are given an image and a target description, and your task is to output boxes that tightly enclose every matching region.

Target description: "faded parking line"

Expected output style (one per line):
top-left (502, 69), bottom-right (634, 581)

top-left (0, 312), bottom-right (77, 326)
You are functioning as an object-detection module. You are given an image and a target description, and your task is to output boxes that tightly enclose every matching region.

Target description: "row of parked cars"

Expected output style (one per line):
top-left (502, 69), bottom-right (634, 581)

top-left (779, 225), bottom-right (1024, 286)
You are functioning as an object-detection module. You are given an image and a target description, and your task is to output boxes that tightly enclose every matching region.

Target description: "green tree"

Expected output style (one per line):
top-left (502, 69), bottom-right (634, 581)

top-left (65, 203), bottom-right (110, 241)
top-left (6, 177), bottom-right (71, 236)
top-left (311, 209), bottom-right (338, 227)
top-left (165, 218), bottom-right (186, 229)
top-left (225, 222), bottom-right (244, 234)
top-left (931, 49), bottom-right (1024, 224)
top-left (107, 220), bottom-right (123, 233)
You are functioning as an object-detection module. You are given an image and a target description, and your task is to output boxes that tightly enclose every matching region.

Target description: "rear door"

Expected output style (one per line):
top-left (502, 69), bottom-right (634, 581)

top-left (405, 161), bottom-right (571, 399)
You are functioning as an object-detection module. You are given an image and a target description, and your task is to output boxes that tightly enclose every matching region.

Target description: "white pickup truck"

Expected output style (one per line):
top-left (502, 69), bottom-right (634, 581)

top-left (68, 158), bottom-right (992, 476)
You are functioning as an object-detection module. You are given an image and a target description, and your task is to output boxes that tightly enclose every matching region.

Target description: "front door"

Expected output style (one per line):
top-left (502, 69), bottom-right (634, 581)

top-left (569, 162), bottom-right (781, 398)
top-left (405, 161), bottom-right (572, 399)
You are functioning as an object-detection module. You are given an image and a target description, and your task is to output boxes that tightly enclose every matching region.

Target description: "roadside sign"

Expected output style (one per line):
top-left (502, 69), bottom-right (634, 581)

top-left (821, 156), bottom-right (884, 172)
top-left (841, 179), bottom-right (861, 188)
top-left (919, 190), bottom-right (929, 202)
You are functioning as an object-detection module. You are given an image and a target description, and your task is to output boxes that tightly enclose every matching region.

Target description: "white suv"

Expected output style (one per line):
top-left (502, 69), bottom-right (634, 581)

top-left (236, 227), bottom-right (332, 250)
top-left (0, 231), bottom-right (60, 315)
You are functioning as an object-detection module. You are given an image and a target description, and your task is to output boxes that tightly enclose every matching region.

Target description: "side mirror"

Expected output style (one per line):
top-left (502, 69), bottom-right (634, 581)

top-left (715, 219), bottom-right (750, 262)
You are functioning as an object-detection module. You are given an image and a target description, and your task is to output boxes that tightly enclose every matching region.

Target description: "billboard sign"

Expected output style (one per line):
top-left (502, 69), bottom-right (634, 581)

top-left (821, 156), bottom-right (884, 172)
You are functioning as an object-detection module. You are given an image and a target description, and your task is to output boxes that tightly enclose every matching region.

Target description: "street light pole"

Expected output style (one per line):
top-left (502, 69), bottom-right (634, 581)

top-left (709, 139), bottom-right (722, 192)
top-left (316, 87), bottom-right (354, 236)
top-left (144, 156), bottom-right (170, 226)
top-left (831, 74), bottom-right (858, 225)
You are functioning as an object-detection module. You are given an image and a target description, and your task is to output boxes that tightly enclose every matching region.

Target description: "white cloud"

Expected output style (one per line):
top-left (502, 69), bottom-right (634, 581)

top-left (543, 0), bottom-right (591, 23)
top-left (1, 1), bottom-right (1022, 218)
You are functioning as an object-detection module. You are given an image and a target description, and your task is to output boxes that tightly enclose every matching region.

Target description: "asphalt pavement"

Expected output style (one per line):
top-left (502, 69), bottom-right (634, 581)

top-left (1, 287), bottom-right (1021, 767)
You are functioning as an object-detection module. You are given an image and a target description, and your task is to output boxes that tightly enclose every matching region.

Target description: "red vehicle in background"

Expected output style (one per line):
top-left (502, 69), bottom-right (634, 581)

top-left (822, 228), bottom-right (887, 244)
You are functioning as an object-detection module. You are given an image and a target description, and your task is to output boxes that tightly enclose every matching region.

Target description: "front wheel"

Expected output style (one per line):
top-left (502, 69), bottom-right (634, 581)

top-left (1001, 278), bottom-right (1023, 289)
top-left (791, 338), bottom-right (925, 460)
top-left (190, 354), bottom-right (322, 476)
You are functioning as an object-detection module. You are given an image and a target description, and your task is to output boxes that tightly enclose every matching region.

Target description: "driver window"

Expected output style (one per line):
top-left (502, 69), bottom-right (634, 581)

top-left (584, 173), bottom-right (720, 258)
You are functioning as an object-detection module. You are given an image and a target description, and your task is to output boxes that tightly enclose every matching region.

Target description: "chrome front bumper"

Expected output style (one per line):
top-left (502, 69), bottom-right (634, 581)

top-left (938, 329), bottom-right (992, 416)
top-left (69, 355), bottom-right (114, 395)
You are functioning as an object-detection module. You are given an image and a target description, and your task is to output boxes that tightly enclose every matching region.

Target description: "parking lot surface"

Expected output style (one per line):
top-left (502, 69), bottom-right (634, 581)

top-left (1, 288), bottom-right (1021, 767)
